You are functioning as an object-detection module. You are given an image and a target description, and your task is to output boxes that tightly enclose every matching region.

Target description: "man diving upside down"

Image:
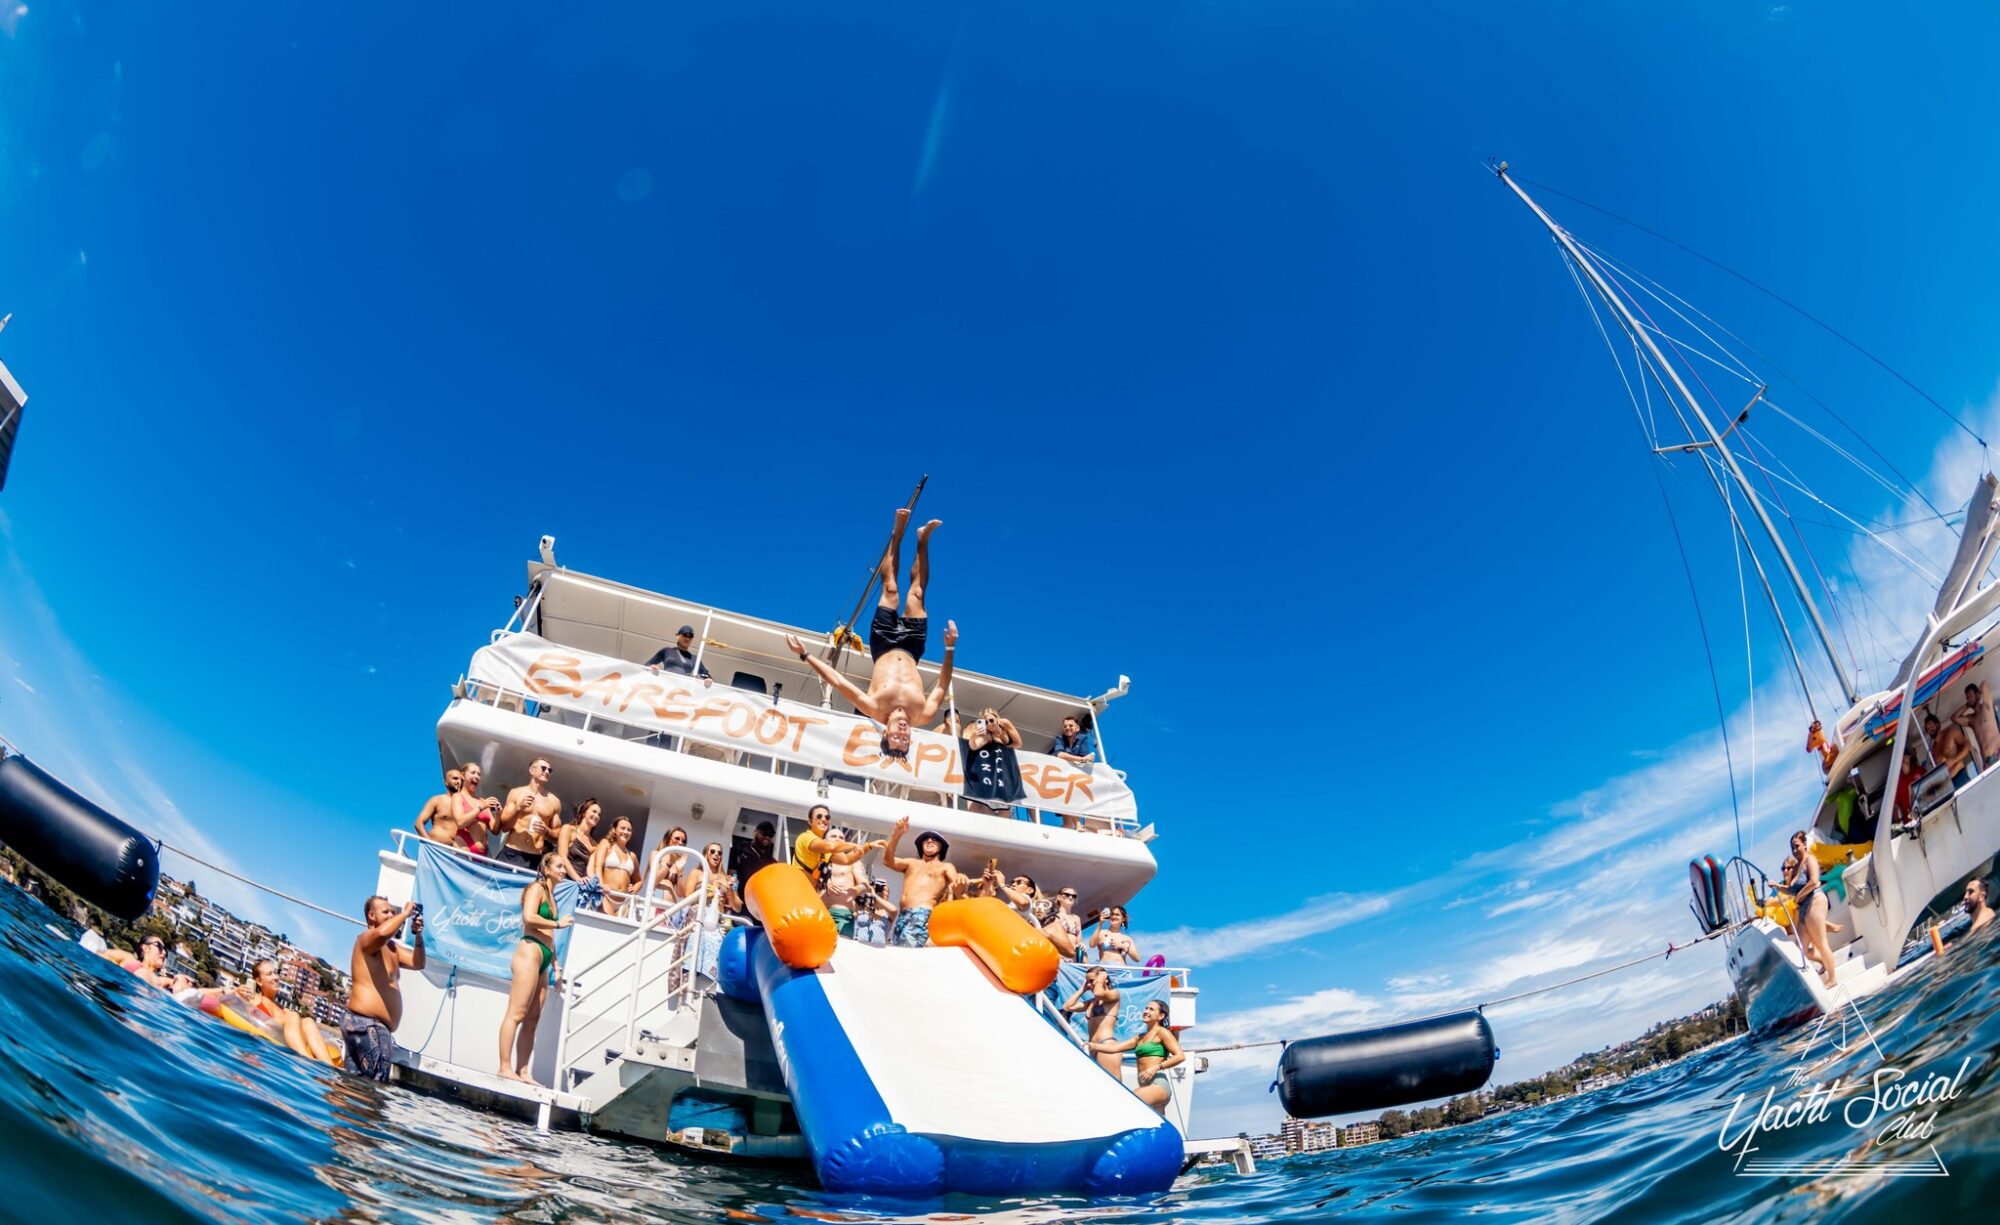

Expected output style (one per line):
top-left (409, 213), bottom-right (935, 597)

top-left (788, 508), bottom-right (957, 759)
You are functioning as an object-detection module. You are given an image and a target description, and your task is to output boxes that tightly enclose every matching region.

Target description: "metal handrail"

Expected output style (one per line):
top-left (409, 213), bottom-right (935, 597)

top-left (388, 828), bottom-right (655, 921)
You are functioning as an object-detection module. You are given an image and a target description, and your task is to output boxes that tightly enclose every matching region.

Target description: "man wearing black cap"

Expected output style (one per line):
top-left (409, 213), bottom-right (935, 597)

top-left (883, 814), bottom-right (968, 946)
top-left (730, 820), bottom-right (781, 892)
top-left (645, 626), bottom-right (713, 686)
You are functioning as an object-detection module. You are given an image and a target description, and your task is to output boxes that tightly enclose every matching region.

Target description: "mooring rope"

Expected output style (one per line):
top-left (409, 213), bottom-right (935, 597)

top-left (156, 841), bottom-right (365, 927)
top-left (1186, 928), bottom-right (1733, 1054)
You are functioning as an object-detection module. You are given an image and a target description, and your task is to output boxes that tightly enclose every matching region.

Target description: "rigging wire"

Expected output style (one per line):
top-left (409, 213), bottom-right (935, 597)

top-left (1511, 173), bottom-right (1987, 449)
top-left (1732, 432), bottom-right (1944, 586)
top-left (1557, 245), bottom-right (1747, 850)
top-left (1727, 480), bottom-right (1759, 849)
top-left (1567, 238), bottom-right (1822, 718)
top-left (1186, 929), bottom-right (1735, 1054)
top-left (1606, 256), bottom-right (1862, 681)
top-left (1581, 240), bottom-right (1951, 524)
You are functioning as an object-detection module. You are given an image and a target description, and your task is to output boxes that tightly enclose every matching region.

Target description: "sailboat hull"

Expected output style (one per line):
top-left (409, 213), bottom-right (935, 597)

top-left (1725, 922), bottom-right (1824, 1033)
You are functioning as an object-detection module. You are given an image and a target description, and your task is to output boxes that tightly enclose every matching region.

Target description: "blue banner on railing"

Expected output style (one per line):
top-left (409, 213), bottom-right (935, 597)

top-left (412, 842), bottom-right (586, 980)
top-left (1045, 962), bottom-right (1173, 1043)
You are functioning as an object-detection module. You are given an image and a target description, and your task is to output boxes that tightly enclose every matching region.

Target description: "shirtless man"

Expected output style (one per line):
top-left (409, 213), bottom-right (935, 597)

top-left (786, 509), bottom-right (957, 759)
top-left (1966, 877), bottom-right (1994, 936)
top-left (496, 758), bottom-right (562, 871)
top-left (1927, 713), bottom-right (1977, 787)
top-left (241, 957), bottom-right (335, 1063)
top-left (344, 895), bottom-right (426, 1081)
top-left (1954, 682), bottom-right (2000, 768)
top-left (882, 815), bottom-right (968, 946)
top-left (414, 767), bottom-right (467, 846)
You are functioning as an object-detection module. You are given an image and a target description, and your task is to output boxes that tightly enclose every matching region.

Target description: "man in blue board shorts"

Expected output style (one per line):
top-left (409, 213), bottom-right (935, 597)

top-left (882, 817), bottom-right (965, 946)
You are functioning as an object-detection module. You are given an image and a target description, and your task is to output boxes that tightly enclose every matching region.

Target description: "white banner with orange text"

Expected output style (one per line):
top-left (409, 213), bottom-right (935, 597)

top-left (465, 634), bottom-right (1136, 824)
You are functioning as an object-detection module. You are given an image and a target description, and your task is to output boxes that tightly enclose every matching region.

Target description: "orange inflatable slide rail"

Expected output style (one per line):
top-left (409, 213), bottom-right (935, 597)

top-left (745, 863), bottom-right (839, 969)
top-left (930, 897), bottom-right (1061, 994)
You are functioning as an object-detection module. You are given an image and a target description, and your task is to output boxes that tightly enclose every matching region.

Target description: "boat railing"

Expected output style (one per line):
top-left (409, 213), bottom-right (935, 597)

top-left (1040, 963), bottom-right (1193, 1058)
top-left (551, 850), bottom-right (717, 1092)
top-left (455, 674), bottom-right (1140, 837)
top-left (387, 829), bottom-right (659, 920)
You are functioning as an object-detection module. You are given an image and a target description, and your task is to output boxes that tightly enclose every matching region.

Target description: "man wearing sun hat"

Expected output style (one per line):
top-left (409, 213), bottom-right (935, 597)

top-left (645, 625), bottom-right (713, 686)
top-left (882, 815), bottom-right (967, 947)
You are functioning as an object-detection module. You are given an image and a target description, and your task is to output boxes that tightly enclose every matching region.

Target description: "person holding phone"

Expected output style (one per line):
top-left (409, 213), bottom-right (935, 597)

top-left (344, 894), bottom-right (426, 1081)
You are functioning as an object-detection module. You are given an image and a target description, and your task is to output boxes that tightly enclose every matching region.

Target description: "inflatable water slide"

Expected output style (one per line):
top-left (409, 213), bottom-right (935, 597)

top-left (718, 867), bottom-right (1183, 1197)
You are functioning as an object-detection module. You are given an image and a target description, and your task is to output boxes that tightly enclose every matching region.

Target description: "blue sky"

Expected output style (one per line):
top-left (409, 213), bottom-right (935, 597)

top-left (5, 3), bottom-right (2000, 1137)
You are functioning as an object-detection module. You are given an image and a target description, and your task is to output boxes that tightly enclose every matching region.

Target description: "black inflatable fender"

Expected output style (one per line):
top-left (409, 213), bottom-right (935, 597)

top-left (0, 753), bottom-right (160, 920)
top-left (1277, 1010), bottom-right (1497, 1119)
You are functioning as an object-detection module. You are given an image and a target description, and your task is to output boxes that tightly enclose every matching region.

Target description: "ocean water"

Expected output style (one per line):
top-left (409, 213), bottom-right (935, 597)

top-left (3, 881), bottom-right (1996, 1224)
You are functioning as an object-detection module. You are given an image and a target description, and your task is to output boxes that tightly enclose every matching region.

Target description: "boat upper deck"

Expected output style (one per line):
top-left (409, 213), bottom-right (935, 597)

top-left (518, 562), bottom-right (1124, 757)
top-left (430, 557), bottom-right (1157, 911)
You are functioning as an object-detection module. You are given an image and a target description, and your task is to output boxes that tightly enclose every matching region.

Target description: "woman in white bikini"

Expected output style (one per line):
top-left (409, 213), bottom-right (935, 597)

top-left (586, 816), bottom-right (639, 916)
top-left (1090, 904), bottom-right (1139, 965)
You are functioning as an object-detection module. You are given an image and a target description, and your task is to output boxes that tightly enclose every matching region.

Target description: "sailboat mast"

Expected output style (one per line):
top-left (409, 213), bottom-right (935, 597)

top-left (1495, 164), bottom-right (1862, 708)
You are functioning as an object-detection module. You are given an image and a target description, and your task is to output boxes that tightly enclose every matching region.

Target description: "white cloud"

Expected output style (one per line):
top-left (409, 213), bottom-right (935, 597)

top-left (1141, 889), bottom-right (1403, 966)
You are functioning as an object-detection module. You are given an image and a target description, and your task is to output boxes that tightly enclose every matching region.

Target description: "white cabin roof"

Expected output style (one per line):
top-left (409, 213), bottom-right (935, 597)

top-left (526, 563), bottom-right (1114, 751)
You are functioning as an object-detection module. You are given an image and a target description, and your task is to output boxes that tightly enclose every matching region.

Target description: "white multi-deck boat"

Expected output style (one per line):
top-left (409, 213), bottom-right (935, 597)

top-left (1496, 163), bottom-right (2000, 1034)
top-left (367, 542), bottom-right (1210, 1194)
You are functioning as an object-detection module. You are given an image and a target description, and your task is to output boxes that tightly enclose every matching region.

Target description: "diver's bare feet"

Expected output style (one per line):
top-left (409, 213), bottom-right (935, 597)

top-left (891, 507), bottom-right (911, 537)
top-left (916, 518), bottom-right (942, 545)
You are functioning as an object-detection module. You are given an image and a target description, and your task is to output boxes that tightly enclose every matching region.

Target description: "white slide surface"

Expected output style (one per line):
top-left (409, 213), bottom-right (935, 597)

top-left (817, 940), bottom-right (1163, 1142)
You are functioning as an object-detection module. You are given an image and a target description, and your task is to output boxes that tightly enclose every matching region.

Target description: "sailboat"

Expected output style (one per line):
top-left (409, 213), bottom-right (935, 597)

top-left (1496, 163), bottom-right (2000, 1032)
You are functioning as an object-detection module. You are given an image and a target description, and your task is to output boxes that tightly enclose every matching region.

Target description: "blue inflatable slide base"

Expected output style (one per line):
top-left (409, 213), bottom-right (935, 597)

top-left (718, 926), bottom-right (1183, 1198)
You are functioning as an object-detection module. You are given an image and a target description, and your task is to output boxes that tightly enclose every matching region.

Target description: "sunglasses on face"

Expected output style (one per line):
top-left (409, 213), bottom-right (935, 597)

top-left (1060, 891), bottom-right (1077, 899)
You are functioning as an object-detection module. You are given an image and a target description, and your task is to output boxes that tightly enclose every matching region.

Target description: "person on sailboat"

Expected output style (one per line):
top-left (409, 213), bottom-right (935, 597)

top-left (1925, 713), bottom-right (1977, 788)
top-left (1953, 682), bottom-right (2000, 770)
top-left (1783, 831), bottom-right (1840, 988)
top-left (784, 509), bottom-right (957, 760)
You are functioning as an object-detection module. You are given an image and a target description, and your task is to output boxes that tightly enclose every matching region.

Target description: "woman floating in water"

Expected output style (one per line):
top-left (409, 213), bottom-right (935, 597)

top-left (1088, 1000), bottom-right (1184, 1114)
top-left (498, 852), bottom-right (571, 1085)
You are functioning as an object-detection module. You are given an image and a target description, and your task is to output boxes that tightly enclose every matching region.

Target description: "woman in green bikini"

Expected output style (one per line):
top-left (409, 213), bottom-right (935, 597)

top-left (1087, 999), bottom-right (1184, 1114)
top-left (499, 851), bottom-right (573, 1085)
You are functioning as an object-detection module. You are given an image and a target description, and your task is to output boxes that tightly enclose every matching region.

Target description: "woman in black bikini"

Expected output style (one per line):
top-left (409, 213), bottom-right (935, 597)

top-left (557, 798), bottom-right (601, 882)
top-left (1060, 965), bottom-right (1123, 1077)
top-left (498, 851), bottom-right (572, 1085)
top-left (1785, 829), bottom-right (1841, 988)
